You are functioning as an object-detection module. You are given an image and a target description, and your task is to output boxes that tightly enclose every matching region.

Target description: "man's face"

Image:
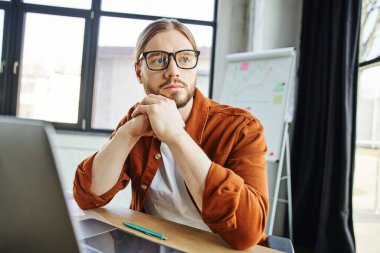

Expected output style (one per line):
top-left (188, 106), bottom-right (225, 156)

top-left (135, 30), bottom-right (197, 108)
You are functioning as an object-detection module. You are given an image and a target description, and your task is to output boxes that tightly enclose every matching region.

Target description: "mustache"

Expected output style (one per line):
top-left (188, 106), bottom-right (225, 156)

top-left (159, 79), bottom-right (187, 89)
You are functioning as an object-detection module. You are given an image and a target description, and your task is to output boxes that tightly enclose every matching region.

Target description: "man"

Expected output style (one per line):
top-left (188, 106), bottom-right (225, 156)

top-left (74, 18), bottom-right (269, 250)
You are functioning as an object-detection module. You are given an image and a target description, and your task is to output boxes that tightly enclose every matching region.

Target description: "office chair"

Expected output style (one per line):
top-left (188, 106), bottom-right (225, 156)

top-left (267, 235), bottom-right (295, 253)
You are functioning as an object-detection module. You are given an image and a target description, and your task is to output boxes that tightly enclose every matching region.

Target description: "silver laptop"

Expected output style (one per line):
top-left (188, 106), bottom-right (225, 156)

top-left (0, 116), bottom-right (182, 253)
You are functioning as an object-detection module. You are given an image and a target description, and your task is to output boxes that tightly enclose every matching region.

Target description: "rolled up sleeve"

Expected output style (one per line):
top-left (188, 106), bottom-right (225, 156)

top-left (201, 119), bottom-right (269, 250)
top-left (73, 153), bottom-right (130, 210)
top-left (73, 112), bottom-right (133, 210)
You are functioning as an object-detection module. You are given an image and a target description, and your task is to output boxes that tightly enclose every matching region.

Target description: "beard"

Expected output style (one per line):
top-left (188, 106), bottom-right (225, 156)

top-left (143, 77), bottom-right (196, 108)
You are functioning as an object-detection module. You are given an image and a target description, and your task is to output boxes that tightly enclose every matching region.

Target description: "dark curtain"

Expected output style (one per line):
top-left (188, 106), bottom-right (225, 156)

top-left (291, 0), bottom-right (361, 252)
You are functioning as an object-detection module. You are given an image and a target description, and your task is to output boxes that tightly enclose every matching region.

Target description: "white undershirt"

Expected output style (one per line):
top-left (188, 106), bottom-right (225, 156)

top-left (143, 143), bottom-right (211, 232)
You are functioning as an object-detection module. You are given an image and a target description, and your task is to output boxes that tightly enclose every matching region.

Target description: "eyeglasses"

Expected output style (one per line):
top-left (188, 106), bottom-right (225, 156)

top-left (140, 49), bottom-right (200, 71)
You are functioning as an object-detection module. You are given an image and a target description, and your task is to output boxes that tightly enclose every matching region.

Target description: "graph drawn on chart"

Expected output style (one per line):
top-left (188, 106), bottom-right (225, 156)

top-left (220, 57), bottom-right (292, 106)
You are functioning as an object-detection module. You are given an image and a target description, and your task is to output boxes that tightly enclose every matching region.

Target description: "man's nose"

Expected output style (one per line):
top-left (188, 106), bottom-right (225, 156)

top-left (164, 55), bottom-right (180, 78)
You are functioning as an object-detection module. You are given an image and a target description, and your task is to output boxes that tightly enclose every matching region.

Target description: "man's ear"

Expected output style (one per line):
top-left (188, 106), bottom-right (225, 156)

top-left (134, 63), bottom-right (143, 84)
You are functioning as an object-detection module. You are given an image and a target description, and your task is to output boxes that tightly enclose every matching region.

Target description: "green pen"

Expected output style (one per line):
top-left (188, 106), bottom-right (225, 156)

top-left (123, 222), bottom-right (167, 240)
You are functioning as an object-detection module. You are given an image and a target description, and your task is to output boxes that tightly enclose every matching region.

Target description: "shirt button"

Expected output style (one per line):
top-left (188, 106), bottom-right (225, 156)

top-left (154, 153), bottom-right (161, 159)
top-left (140, 184), bottom-right (147, 190)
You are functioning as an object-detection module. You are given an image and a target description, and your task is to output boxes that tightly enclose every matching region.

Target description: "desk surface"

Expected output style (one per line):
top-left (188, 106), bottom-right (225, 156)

top-left (77, 205), bottom-right (280, 253)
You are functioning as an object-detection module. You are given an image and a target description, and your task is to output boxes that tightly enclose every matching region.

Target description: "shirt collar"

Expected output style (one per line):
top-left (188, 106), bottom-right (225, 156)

top-left (185, 88), bottom-right (209, 145)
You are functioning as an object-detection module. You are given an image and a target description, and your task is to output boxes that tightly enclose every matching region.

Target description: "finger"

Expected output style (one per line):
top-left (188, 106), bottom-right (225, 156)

top-left (131, 113), bottom-right (146, 122)
top-left (140, 96), bottom-right (162, 105)
top-left (131, 105), bottom-right (149, 118)
top-left (147, 93), bottom-right (172, 102)
top-left (131, 108), bottom-right (141, 118)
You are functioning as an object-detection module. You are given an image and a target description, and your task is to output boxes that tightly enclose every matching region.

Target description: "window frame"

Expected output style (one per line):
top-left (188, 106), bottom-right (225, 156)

top-left (0, 0), bottom-right (218, 133)
top-left (359, 55), bottom-right (380, 68)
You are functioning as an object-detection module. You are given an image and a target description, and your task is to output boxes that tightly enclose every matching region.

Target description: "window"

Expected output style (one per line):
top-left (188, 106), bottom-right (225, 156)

top-left (353, 0), bottom-right (380, 252)
top-left (0, 10), bottom-right (3, 59)
top-left (0, 0), bottom-right (216, 131)
top-left (23, 0), bottom-right (91, 9)
top-left (17, 13), bottom-right (85, 123)
top-left (101, 0), bottom-right (215, 21)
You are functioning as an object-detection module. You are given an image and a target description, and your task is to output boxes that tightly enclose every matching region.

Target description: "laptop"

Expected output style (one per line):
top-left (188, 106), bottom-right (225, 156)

top-left (0, 116), bottom-right (182, 253)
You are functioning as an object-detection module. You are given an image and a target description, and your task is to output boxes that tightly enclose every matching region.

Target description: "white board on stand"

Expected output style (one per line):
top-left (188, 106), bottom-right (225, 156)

top-left (219, 48), bottom-right (296, 161)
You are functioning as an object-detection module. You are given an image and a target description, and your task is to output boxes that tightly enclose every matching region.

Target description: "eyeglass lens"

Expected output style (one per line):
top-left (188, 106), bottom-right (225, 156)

top-left (145, 50), bottom-right (198, 70)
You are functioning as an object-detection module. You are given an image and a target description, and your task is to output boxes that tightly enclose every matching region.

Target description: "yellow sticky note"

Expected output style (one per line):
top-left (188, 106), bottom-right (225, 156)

top-left (273, 95), bottom-right (283, 104)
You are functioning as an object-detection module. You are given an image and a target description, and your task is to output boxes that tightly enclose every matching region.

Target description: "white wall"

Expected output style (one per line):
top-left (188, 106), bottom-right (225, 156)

top-left (213, 0), bottom-right (302, 99)
top-left (213, 0), bottom-right (251, 100)
top-left (256, 0), bottom-right (302, 51)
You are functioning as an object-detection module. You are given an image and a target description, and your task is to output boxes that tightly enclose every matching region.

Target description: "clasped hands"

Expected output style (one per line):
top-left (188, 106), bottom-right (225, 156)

top-left (125, 94), bottom-right (186, 143)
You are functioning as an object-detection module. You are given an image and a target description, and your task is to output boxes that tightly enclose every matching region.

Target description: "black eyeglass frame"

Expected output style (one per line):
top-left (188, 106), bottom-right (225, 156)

top-left (140, 49), bottom-right (201, 71)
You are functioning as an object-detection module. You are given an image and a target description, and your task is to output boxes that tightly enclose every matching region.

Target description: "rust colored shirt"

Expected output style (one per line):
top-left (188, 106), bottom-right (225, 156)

top-left (73, 88), bottom-right (269, 250)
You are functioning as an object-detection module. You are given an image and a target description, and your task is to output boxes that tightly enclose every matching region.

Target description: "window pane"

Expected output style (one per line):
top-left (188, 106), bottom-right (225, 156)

top-left (92, 18), bottom-right (150, 130)
top-left (0, 10), bottom-right (4, 60)
top-left (17, 13), bottom-right (85, 123)
top-left (356, 64), bottom-right (380, 145)
top-left (360, 3), bottom-right (380, 62)
top-left (91, 17), bottom-right (213, 130)
top-left (101, 0), bottom-right (215, 21)
top-left (354, 64), bottom-right (380, 252)
top-left (186, 24), bottom-right (213, 98)
top-left (23, 0), bottom-right (91, 9)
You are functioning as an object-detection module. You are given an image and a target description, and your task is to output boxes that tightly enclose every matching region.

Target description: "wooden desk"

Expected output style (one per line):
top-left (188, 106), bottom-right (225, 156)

top-left (77, 205), bottom-right (280, 253)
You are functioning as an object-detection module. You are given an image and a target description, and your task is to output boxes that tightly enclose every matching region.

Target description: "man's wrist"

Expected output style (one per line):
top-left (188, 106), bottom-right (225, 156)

top-left (117, 124), bottom-right (141, 144)
top-left (163, 127), bottom-right (188, 146)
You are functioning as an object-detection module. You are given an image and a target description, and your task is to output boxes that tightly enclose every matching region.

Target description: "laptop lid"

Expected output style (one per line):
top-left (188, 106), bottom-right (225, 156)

top-left (0, 116), bottom-right (81, 253)
top-left (0, 117), bottom-right (184, 253)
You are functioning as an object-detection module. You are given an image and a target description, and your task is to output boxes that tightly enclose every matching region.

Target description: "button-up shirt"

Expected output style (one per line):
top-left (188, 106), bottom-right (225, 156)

top-left (73, 88), bottom-right (269, 249)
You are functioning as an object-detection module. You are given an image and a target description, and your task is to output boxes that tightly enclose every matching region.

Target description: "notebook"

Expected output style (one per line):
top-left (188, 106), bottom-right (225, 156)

top-left (0, 116), bottom-right (182, 253)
